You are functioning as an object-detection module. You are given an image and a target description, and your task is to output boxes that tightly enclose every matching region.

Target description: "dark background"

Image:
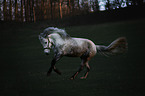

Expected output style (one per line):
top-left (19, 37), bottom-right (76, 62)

top-left (0, 4), bottom-right (145, 96)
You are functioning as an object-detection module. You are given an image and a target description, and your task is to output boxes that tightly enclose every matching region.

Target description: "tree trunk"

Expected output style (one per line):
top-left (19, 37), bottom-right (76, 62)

top-left (3, 0), bottom-right (7, 21)
top-left (78, 0), bottom-right (80, 10)
top-left (54, 1), bottom-right (57, 19)
top-left (0, 1), bottom-right (1, 20)
top-left (59, 0), bottom-right (62, 19)
top-left (71, 0), bottom-right (75, 16)
top-left (106, 0), bottom-right (110, 10)
top-left (21, 0), bottom-right (24, 22)
top-left (50, 0), bottom-right (53, 20)
top-left (9, 0), bottom-right (12, 21)
top-left (67, 0), bottom-right (71, 16)
top-left (30, 0), bottom-right (32, 21)
top-left (35, 0), bottom-right (39, 21)
top-left (32, 0), bottom-right (36, 22)
top-left (15, 0), bottom-right (18, 21)
top-left (24, 0), bottom-right (27, 21)
top-left (30, 0), bottom-right (35, 22)
top-left (95, 0), bottom-right (99, 11)
top-left (33, 7), bottom-right (36, 22)
top-left (41, 0), bottom-right (44, 20)
top-left (27, 0), bottom-right (30, 21)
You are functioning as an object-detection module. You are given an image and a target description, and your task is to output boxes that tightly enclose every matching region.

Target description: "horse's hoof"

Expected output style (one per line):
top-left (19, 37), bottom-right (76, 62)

top-left (70, 77), bottom-right (75, 80)
top-left (80, 77), bottom-right (86, 79)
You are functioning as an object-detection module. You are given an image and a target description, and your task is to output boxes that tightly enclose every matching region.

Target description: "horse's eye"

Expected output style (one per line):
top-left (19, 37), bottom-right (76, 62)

top-left (45, 42), bottom-right (47, 44)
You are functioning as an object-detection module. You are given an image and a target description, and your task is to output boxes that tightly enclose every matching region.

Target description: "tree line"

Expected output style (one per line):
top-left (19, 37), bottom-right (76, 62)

top-left (0, 0), bottom-right (144, 22)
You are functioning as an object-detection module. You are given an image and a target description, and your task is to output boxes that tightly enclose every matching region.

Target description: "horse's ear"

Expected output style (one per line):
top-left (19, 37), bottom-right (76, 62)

top-left (43, 34), bottom-right (46, 38)
top-left (39, 33), bottom-right (43, 36)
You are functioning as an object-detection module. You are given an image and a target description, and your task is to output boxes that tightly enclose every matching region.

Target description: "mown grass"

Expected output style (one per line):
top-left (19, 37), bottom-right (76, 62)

top-left (0, 18), bottom-right (145, 96)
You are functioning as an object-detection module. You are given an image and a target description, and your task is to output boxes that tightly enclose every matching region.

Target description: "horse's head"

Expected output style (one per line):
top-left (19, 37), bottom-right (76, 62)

top-left (38, 34), bottom-right (53, 55)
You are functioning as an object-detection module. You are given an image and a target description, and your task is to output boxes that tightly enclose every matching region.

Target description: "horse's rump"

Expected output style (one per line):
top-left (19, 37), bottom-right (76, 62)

top-left (63, 38), bottom-right (96, 57)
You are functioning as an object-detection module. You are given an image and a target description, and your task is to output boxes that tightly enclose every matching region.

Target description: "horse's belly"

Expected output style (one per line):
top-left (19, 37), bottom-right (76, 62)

top-left (64, 46), bottom-right (86, 57)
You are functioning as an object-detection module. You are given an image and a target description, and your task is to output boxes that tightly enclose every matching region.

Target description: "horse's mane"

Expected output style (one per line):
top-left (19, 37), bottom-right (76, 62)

top-left (41, 27), bottom-right (70, 39)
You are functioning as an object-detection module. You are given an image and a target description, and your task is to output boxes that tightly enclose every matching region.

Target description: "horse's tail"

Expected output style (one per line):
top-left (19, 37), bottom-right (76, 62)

top-left (96, 37), bottom-right (128, 56)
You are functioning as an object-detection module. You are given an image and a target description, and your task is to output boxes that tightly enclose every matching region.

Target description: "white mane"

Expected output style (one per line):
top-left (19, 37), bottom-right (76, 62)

top-left (41, 27), bottom-right (70, 39)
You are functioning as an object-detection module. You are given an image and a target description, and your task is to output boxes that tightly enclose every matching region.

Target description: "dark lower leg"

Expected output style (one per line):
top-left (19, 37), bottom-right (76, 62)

top-left (80, 63), bottom-right (90, 79)
top-left (70, 65), bottom-right (84, 80)
top-left (70, 72), bottom-right (79, 80)
top-left (47, 67), bottom-right (53, 76)
top-left (47, 66), bottom-right (61, 76)
top-left (54, 66), bottom-right (61, 75)
top-left (47, 54), bottom-right (62, 76)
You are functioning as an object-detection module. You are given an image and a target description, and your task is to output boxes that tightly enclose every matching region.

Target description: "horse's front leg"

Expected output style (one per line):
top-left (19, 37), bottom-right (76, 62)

top-left (47, 53), bottom-right (62, 76)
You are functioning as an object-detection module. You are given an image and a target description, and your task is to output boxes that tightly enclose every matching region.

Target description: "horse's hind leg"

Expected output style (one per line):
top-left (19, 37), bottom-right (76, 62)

top-left (70, 59), bottom-right (87, 80)
top-left (71, 58), bottom-right (90, 79)
top-left (80, 62), bottom-right (90, 79)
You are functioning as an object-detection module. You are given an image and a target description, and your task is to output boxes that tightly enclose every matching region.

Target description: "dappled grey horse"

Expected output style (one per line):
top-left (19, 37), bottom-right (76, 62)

top-left (39, 27), bottom-right (127, 79)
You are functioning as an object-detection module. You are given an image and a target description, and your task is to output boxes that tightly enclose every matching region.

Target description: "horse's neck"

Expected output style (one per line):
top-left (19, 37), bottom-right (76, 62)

top-left (50, 33), bottom-right (65, 45)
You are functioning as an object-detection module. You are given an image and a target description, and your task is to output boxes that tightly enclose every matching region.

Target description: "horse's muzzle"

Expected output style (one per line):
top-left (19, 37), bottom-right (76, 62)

top-left (44, 49), bottom-right (50, 55)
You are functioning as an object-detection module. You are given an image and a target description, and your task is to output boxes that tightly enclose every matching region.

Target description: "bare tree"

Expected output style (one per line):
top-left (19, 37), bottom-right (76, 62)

top-left (24, 0), bottom-right (27, 21)
top-left (3, 0), bottom-right (7, 21)
top-left (59, 0), bottom-right (63, 19)
top-left (21, 0), bottom-right (24, 22)
top-left (50, 0), bottom-right (53, 19)
top-left (30, 0), bottom-right (35, 21)
top-left (32, 0), bottom-right (36, 22)
top-left (15, 0), bottom-right (18, 21)
top-left (25, 0), bottom-right (30, 21)
top-left (35, 0), bottom-right (39, 21)
top-left (106, 0), bottom-right (110, 10)
top-left (78, 0), bottom-right (80, 10)
top-left (41, 0), bottom-right (44, 20)
top-left (71, 0), bottom-right (75, 16)
top-left (0, 2), bottom-right (2, 21)
top-left (9, 0), bottom-right (12, 21)
top-left (95, 0), bottom-right (99, 11)
top-left (67, 0), bottom-right (71, 16)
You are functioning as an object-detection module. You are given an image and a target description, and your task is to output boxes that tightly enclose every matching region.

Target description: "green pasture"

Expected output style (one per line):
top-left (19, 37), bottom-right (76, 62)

top-left (0, 19), bottom-right (145, 96)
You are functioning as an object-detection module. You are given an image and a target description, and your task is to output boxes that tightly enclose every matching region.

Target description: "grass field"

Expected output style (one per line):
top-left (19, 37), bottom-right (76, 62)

top-left (0, 18), bottom-right (145, 96)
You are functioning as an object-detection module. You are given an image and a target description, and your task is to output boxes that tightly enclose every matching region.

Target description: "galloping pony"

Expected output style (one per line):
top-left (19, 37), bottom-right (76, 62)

top-left (39, 27), bottom-right (127, 79)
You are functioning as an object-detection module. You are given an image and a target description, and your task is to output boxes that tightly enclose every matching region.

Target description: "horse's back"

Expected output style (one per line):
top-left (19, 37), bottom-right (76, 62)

top-left (79, 38), bottom-right (97, 57)
top-left (73, 38), bottom-right (96, 50)
top-left (65, 38), bottom-right (96, 57)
